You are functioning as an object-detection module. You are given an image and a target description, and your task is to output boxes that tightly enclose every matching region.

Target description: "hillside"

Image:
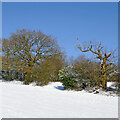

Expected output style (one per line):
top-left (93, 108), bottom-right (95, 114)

top-left (0, 81), bottom-right (118, 118)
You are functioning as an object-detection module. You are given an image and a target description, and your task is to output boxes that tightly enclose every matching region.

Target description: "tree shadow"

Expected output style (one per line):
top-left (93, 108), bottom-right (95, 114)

top-left (107, 87), bottom-right (117, 91)
top-left (54, 86), bottom-right (65, 90)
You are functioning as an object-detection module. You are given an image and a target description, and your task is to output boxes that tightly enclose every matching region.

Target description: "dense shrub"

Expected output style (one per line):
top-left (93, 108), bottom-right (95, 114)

top-left (58, 66), bottom-right (88, 90)
top-left (58, 66), bottom-right (76, 90)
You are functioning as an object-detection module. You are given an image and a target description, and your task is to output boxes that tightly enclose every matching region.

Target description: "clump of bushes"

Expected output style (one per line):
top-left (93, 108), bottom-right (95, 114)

top-left (58, 55), bottom-right (102, 91)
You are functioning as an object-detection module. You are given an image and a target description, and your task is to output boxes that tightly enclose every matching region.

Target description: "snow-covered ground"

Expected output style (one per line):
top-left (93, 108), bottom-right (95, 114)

top-left (0, 81), bottom-right (118, 118)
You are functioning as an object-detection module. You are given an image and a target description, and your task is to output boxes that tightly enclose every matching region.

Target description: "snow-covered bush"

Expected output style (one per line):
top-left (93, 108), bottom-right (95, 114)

top-left (58, 66), bottom-right (76, 90)
top-left (58, 66), bottom-right (87, 90)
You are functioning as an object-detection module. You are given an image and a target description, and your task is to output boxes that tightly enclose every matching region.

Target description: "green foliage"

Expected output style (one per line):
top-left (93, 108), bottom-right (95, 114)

top-left (23, 80), bottom-right (30, 85)
top-left (58, 66), bottom-right (88, 90)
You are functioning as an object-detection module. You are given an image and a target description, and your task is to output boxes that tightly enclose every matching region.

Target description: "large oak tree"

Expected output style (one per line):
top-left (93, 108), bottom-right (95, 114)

top-left (2, 29), bottom-right (64, 82)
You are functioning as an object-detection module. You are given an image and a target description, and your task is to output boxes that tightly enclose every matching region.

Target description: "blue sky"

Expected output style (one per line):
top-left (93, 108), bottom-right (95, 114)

top-left (2, 2), bottom-right (118, 60)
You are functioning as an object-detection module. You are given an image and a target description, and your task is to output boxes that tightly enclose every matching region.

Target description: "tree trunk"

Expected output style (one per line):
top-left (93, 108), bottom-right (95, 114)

top-left (101, 60), bottom-right (107, 90)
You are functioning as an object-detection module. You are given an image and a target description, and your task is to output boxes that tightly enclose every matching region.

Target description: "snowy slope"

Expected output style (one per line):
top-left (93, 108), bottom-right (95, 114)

top-left (0, 81), bottom-right (118, 118)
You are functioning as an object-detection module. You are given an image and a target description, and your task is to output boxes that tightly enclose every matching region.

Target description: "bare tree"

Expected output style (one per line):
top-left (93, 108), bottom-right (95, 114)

top-left (78, 39), bottom-right (115, 89)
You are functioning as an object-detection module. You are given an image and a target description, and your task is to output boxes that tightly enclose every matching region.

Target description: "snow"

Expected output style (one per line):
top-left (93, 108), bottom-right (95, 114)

top-left (0, 81), bottom-right (118, 118)
top-left (107, 82), bottom-right (116, 87)
top-left (107, 82), bottom-right (117, 90)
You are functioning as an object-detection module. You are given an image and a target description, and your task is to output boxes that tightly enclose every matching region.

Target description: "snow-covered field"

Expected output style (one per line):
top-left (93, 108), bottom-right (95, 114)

top-left (0, 81), bottom-right (118, 118)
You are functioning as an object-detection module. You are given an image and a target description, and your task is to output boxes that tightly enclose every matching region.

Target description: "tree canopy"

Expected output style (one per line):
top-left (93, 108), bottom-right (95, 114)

top-left (2, 29), bottom-right (65, 83)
